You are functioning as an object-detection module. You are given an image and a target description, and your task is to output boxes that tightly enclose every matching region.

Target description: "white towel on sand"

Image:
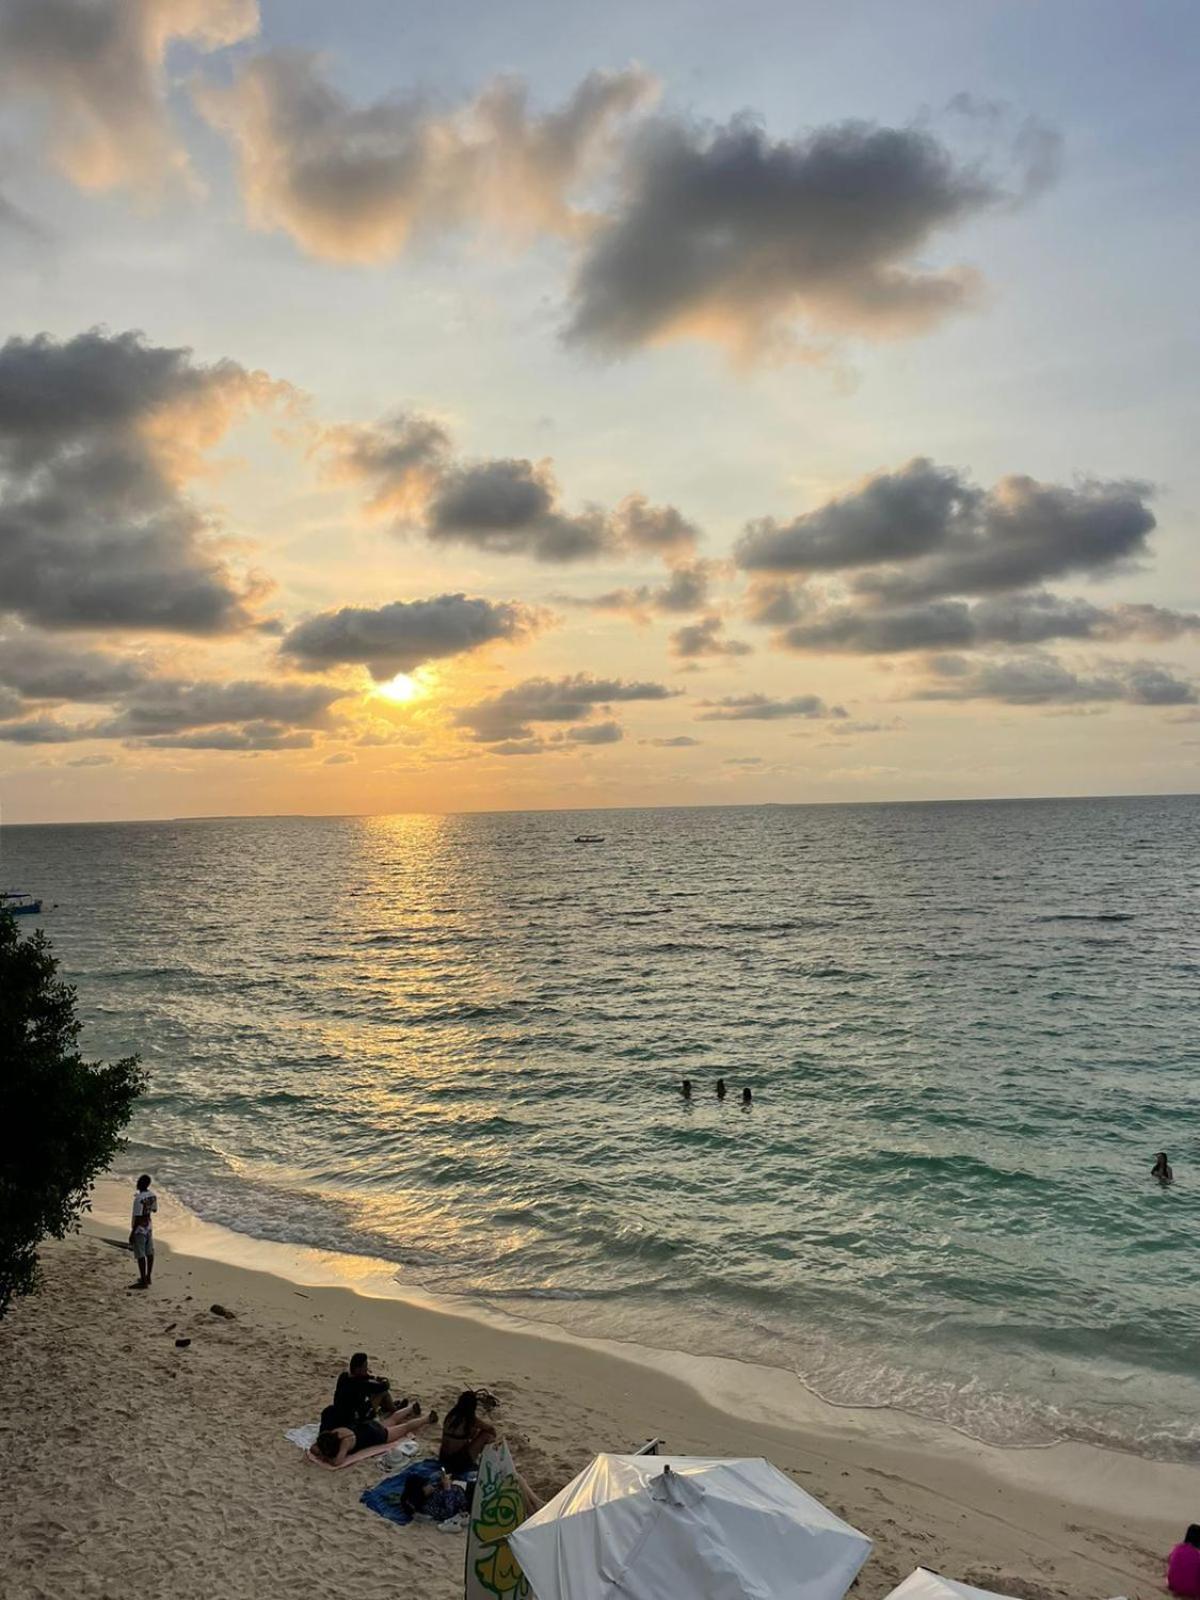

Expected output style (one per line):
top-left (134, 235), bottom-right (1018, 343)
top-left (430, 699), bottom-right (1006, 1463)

top-left (285, 1423), bottom-right (320, 1450)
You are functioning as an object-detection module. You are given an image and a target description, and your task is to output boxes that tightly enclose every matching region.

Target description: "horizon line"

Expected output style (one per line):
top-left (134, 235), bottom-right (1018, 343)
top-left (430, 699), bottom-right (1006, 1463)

top-left (3, 788), bottom-right (1198, 827)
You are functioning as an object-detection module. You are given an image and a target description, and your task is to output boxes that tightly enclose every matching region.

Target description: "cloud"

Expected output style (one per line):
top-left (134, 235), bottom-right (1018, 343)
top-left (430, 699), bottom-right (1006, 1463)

top-left (738, 459), bottom-right (1158, 606)
top-left (0, 629), bottom-right (153, 700)
top-left (280, 593), bottom-right (542, 680)
top-left (772, 589), bottom-right (1199, 655)
top-left (914, 652), bottom-right (1196, 707)
top-left (0, 328), bottom-right (281, 633)
top-left (644, 734), bottom-right (701, 747)
top-left (565, 114), bottom-right (1045, 359)
top-left (562, 719), bottom-right (623, 745)
top-left (669, 615), bottom-right (752, 658)
top-left (138, 722), bottom-right (316, 750)
top-left (424, 457), bottom-right (611, 563)
top-left (454, 672), bottom-right (673, 742)
top-left (611, 493), bottom-right (699, 557)
top-left (93, 677), bottom-right (343, 738)
top-left (318, 411), bottom-right (450, 519)
top-left (697, 693), bottom-right (845, 721)
top-left (0, 713), bottom-right (87, 742)
top-left (738, 459), bottom-right (977, 574)
top-left (66, 752), bottom-right (114, 767)
top-left (0, 0), bottom-right (258, 195)
top-left (198, 54), bottom-right (656, 263)
top-left (561, 560), bottom-right (715, 619)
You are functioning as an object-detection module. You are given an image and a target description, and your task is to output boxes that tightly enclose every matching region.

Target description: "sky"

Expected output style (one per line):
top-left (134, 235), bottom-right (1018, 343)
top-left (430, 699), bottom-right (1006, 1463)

top-left (0, 0), bottom-right (1197, 823)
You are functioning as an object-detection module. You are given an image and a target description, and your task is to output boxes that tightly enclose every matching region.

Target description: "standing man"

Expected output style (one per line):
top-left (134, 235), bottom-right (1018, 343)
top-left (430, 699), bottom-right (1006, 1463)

top-left (130, 1173), bottom-right (157, 1289)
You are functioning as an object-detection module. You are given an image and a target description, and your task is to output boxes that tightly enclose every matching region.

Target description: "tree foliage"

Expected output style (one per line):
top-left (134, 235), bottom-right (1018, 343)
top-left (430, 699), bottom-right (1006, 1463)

top-left (0, 908), bottom-right (146, 1316)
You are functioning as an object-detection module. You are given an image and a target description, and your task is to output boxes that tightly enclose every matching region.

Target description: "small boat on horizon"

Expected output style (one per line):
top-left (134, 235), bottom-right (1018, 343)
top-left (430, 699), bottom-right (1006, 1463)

top-left (573, 834), bottom-right (605, 844)
top-left (2, 890), bottom-right (43, 915)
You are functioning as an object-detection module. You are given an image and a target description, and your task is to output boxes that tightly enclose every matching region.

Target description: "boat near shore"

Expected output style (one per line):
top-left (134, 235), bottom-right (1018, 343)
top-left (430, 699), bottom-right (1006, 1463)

top-left (1, 890), bottom-right (42, 915)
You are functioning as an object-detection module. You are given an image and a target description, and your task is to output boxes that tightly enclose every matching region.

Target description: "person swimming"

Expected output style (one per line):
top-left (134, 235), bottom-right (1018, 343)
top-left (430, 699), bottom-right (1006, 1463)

top-left (715, 1078), bottom-right (726, 1100)
top-left (1152, 1151), bottom-right (1174, 1184)
top-left (680, 1079), bottom-right (692, 1098)
top-left (741, 1087), bottom-right (752, 1105)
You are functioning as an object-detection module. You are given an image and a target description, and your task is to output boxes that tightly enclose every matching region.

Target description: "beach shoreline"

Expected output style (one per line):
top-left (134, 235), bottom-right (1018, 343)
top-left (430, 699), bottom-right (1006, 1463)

top-left (1, 1197), bottom-right (1192, 1600)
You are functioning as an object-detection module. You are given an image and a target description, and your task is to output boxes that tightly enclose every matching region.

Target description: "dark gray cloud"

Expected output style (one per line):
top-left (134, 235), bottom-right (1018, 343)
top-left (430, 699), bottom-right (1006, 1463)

top-left (738, 459), bottom-right (1158, 606)
top-left (199, 54), bottom-right (655, 263)
top-left (859, 475), bottom-right (1157, 603)
top-left (697, 693), bottom-right (845, 721)
top-left (773, 590), bottom-right (1199, 656)
top-left (454, 672), bottom-right (673, 743)
top-left (0, 630), bottom-right (152, 700)
top-left (562, 719), bottom-right (623, 745)
top-left (0, 329), bottom-right (277, 633)
top-left (93, 678), bottom-right (343, 738)
top-left (279, 594), bottom-right (541, 680)
top-left (915, 652), bottom-right (1196, 707)
top-left (565, 114), bottom-right (1044, 357)
top-left (0, 0), bottom-right (258, 195)
top-left (738, 459), bottom-right (977, 574)
top-left (425, 458), bottom-right (611, 563)
top-left (561, 560), bottom-right (714, 619)
top-left (669, 615), bottom-right (753, 659)
top-left (0, 713), bottom-right (86, 742)
top-left (137, 723), bottom-right (316, 751)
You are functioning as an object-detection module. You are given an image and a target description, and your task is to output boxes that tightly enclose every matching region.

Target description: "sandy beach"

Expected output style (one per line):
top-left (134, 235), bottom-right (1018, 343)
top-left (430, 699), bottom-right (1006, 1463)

top-left (1, 1204), bottom-right (1194, 1600)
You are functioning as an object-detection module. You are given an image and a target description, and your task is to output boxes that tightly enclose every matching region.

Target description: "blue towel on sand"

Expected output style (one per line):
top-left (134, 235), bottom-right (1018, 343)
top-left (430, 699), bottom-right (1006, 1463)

top-left (360, 1459), bottom-right (445, 1526)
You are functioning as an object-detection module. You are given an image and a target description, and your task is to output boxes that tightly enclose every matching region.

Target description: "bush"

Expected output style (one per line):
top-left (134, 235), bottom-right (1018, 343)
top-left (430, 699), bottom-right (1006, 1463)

top-left (0, 907), bottom-right (146, 1316)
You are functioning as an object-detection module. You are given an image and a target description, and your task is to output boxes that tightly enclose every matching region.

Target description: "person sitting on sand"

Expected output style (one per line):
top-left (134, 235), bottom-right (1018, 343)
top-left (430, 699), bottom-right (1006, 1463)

top-left (439, 1390), bottom-right (498, 1472)
top-left (401, 1469), bottom-right (472, 1524)
top-left (129, 1174), bottom-right (157, 1290)
top-left (312, 1402), bottom-right (435, 1467)
top-left (403, 1462), bottom-right (544, 1523)
top-left (1152, 1152), bottom-right (1174, 1184)
top-left (1167, 1525), bottom-right (1200, 1596)
top-left (320, 1351), bottom-right (399, 1433)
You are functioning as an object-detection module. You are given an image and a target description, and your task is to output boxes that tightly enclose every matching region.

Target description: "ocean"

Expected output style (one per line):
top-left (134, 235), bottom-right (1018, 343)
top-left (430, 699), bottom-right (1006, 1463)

top-left (6, 797), bottom-right (1199, 1462)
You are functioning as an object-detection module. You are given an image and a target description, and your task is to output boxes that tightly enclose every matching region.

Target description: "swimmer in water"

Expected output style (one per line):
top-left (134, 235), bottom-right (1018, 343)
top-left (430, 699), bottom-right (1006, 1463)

top-left (1152, 1151), bottom-right (1173, 1184)
top-left (681, 1078), bottom-right (692, 1099)
top-left (741, 1087), bottom-right (752, 1106)
top-left (716, 1077), bottom-right (727, 1100)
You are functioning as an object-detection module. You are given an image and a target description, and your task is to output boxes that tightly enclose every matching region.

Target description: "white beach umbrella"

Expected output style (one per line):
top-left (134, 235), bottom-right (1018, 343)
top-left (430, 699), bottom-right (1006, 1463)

top-left (882, 1570), bottom-right (1029, 1600)
top-left (507, 1453), bottom-right (872, 1600)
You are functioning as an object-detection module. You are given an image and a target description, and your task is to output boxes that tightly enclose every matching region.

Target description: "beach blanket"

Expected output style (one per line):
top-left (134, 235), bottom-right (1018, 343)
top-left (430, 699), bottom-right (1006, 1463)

top-left (285, 1423), bottom-right (320, 1451)
top-left (361, 1458), bottom-right (445, 1525)
top-left (304, 1436), bottom-right (418, 1471)
top-left (464, 1440), bottom-right (531, 1600)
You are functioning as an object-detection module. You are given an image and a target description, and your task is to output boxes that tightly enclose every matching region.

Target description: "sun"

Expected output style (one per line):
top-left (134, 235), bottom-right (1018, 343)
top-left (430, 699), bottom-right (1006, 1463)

top-left (376, 672), bottom-right (418, 703)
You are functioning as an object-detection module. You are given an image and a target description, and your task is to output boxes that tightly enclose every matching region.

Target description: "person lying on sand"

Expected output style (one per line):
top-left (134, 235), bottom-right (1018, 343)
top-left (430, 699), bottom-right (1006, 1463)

top-left (438, 1390), bottom-right (498, 1472)
top-left (320, 1351), bottom-right (401, 1433)
top-left (312, 1402), bottom-right (436, 1467)
top-left (1168, 1524), bottom-right (1200, 1596)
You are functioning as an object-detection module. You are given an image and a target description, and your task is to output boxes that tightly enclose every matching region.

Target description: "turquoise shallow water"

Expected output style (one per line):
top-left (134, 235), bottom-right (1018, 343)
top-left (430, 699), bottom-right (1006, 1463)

top-left (6, 797), bottom-right (1200, 1460)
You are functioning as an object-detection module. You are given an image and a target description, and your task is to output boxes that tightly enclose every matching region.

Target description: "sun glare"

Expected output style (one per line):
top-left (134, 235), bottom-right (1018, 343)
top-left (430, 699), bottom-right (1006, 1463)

top-left (377, 672), bottom-right (418, 703)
